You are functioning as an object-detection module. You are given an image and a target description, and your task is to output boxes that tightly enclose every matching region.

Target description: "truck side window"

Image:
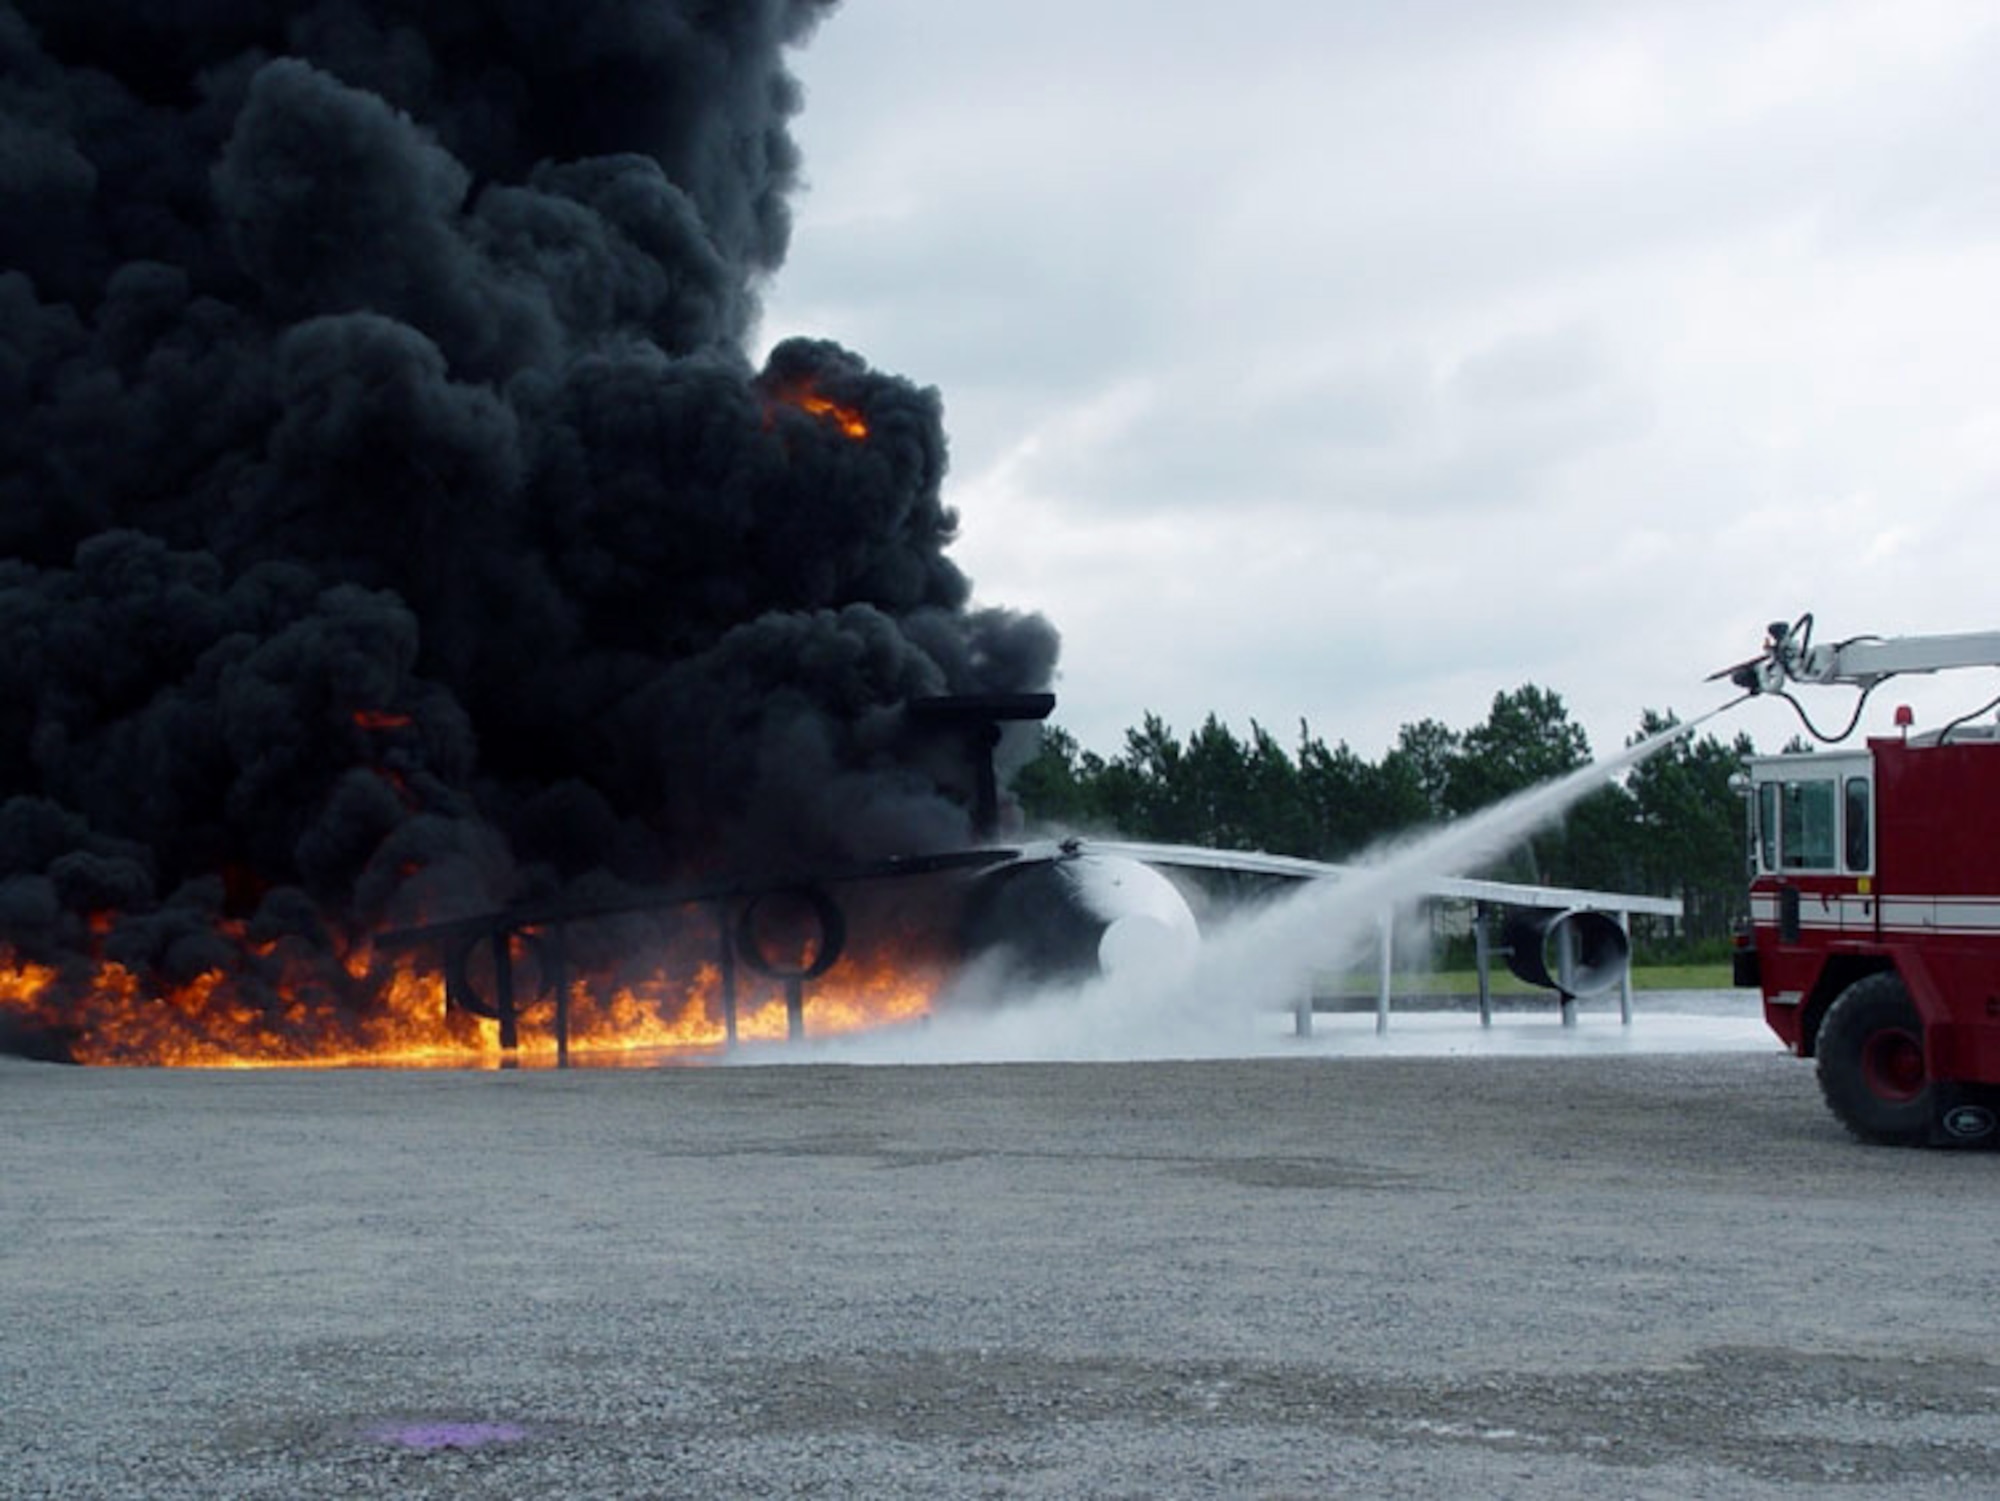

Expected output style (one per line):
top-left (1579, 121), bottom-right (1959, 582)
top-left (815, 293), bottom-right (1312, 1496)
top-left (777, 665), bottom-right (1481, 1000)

top-left (1756, 782), bottom-right (1779, 873)
top-left (1781, 779), bottom-right (1837, 869)
top-left (1844, 776), bottom-right (1871, 871)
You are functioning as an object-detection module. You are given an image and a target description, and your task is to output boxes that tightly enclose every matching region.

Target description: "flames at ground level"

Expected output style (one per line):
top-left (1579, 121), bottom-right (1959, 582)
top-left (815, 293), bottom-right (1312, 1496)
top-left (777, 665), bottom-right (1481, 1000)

top-left (0, 938), bottom-right (941, 1068)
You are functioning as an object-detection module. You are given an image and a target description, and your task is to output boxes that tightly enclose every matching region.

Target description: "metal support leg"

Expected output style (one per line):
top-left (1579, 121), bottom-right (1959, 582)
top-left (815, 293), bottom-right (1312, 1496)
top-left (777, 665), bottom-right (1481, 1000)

top-left (1473, 903), bottom-right (1493, 1028)
top-left (1294, 982), bottom-right (1313, 1038)
top-left (1556, 919), bottom-right (1577, 1028)
top-left (551, 926), bottom-right (570, 1069)
top-left (1617, 911), bottom-right (1633, 1026)
top-left (1376, 910), bottom-right (1393, 1035)
top-left (495, 930), bottom-right (519, 1065)
top-left (715, 903), bottom-right (738, 1049)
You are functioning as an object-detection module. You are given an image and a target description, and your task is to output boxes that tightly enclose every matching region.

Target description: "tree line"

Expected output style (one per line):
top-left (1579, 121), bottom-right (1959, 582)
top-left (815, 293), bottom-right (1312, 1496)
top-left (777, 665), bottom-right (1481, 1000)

top-left (1011, 685), bottom-right (1755, 945)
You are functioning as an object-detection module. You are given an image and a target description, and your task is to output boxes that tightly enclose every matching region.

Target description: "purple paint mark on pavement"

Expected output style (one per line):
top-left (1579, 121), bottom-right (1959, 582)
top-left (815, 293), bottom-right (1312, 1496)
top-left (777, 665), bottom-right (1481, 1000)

top-left (366, 1420), bottom-right (528, 1451)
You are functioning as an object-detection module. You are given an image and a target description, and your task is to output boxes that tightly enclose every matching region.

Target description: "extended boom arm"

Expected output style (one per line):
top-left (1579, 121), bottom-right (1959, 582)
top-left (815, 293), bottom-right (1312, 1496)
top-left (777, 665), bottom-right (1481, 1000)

top-left (1727, 616), bottom-right (2000, 695)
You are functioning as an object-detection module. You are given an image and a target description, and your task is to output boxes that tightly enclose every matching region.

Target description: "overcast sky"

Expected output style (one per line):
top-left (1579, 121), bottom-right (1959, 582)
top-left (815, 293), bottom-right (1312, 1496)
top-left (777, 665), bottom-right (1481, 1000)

top-left (758, 0), bottom-right (2000, 765)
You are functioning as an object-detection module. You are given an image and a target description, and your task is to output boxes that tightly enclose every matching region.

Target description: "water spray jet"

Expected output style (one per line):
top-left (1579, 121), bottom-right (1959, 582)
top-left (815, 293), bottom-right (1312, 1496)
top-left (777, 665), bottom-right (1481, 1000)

top-left (787, 705), bottom-right (1736, 1066)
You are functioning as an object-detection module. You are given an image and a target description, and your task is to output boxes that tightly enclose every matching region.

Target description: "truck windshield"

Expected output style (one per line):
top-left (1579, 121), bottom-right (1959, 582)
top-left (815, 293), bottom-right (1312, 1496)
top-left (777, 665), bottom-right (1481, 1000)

top-left (1779, 779), bottom-right (1838, 870)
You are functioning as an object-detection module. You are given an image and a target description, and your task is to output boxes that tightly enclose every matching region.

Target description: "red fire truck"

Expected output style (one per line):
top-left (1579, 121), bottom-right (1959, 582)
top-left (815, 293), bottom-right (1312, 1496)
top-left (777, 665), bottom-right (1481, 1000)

top-left (1727, 616), bottom-right (2000, 1146)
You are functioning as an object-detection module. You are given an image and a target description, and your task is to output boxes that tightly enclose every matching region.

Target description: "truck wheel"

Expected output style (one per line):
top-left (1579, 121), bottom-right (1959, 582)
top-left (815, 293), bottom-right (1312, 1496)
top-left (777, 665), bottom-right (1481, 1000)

top-left (1816, 972), bottom-right (1931, 1146)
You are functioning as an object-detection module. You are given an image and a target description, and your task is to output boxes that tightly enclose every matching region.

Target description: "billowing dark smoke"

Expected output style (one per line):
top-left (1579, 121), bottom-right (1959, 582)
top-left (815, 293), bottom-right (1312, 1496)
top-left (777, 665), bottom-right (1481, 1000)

top-left (0, 0), bottom-right (1057, 1054)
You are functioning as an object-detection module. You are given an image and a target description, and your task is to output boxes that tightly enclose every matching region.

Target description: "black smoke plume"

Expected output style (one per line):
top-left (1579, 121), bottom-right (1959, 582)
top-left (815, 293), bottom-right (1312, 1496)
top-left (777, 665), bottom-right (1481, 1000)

top-left (0, 0), bottom-right (1058, 1057)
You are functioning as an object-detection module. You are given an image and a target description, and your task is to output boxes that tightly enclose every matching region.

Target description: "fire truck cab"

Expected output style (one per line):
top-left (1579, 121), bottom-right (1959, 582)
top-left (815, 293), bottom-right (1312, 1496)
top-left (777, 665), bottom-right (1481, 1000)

top-left (1729, 618), bottom-right (2000, 1146)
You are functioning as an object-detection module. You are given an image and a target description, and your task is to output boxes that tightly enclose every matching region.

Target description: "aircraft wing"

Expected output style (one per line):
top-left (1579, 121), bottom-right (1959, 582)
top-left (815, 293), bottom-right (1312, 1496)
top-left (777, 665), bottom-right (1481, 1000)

top-left (1082, 839), bottom-right (1683, 918)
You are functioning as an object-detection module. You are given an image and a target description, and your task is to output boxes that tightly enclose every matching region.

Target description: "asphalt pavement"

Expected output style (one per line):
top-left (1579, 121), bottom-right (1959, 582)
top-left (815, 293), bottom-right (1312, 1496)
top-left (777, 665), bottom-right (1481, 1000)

top-left (3, 1024), bottom-right (1998, 1498)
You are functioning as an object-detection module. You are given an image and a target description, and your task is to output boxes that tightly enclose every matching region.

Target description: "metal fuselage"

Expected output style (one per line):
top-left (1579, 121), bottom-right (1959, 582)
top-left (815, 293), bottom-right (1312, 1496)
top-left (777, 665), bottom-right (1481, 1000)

top-left (1745, 734), bottom-right (2000, 1085)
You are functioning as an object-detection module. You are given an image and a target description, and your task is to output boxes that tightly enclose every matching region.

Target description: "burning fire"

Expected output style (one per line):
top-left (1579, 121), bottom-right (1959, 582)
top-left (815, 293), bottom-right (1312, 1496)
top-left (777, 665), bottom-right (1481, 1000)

top-left (0, 917), bottom-right (940, 1068)
top-left (767, 382), bottom-right (869, 440)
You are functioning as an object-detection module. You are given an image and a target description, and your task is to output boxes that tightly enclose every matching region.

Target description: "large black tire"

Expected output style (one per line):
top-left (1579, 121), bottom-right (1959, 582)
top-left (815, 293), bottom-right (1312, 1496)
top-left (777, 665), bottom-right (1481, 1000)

top-left (1816, 972), bottom-right (1931, 1146)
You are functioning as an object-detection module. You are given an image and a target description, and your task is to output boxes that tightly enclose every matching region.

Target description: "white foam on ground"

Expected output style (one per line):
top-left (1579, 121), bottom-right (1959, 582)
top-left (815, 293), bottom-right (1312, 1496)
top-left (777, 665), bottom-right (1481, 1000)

top-left (1249, 998), bottom-right (1780, 1060)
top-left (748, 991), bottom-right (1780, 1066)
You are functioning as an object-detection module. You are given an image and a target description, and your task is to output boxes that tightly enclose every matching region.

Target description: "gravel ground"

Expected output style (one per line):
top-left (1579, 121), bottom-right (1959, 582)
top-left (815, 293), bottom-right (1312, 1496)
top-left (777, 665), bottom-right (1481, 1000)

top-left (3, 1040), bottom-right (1998, 1498)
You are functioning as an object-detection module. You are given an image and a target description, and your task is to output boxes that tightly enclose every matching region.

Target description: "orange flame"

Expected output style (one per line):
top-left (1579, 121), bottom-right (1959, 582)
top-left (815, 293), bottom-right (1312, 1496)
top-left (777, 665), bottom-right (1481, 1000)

top-left (770, 384), bottom-right (868, 440)
top-left (0, 920), bottom-right (941, 1069)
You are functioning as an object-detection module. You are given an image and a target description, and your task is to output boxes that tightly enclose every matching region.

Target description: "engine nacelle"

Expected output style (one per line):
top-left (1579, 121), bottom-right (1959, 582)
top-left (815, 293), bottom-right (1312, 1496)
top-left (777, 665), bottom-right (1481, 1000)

top-left (1500, 906), bottom-right (1629, 997)
top-left (962, 850), bottom-right (1200, 983)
